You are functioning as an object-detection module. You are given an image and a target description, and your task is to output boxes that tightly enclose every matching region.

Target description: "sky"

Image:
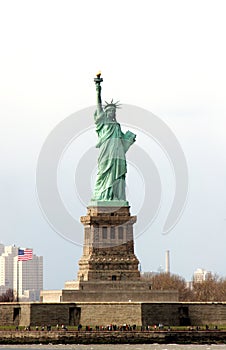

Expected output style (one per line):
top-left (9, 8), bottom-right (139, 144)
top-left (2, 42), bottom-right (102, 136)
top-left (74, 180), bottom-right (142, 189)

top-left (0, 0), bottom-right (226, 289)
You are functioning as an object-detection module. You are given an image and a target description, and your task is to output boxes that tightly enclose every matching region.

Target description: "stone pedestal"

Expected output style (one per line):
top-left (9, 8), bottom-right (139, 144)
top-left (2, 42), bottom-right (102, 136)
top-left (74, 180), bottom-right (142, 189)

top-left (61, 206), bottom-right (179, 303)
top-left (77, 206), bottom-right (140, 282)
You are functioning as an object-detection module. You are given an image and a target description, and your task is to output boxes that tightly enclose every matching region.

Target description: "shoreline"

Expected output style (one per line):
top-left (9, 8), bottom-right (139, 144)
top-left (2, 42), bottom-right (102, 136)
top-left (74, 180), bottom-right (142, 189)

top-left (0, 330), bottom-right (226, 345)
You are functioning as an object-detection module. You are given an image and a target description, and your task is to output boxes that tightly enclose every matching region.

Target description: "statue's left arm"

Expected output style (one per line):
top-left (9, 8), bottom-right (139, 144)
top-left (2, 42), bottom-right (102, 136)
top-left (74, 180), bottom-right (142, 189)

top-left (123, 130), bottom-right (136, 153)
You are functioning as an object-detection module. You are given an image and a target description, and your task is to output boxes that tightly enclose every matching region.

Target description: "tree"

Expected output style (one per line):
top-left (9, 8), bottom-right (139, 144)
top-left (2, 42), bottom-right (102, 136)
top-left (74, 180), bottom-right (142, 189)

top-left (192, 273), bottom-right (226, 301)
top-left (141, 272), bottom-right (193, 301)
top-left (0, 288), bottom-right (15, 302)
top-left (141, 272), bottom-right (226, 302)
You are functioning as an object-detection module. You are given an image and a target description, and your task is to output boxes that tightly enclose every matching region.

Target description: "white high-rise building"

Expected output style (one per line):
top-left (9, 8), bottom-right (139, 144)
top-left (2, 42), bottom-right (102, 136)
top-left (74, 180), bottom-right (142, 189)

top-left (0, 244), bottom-right (43, 301)
top-left (0, 245), bottom-right (18, 294)
top-left (193, 268), bottom-right (211, 283)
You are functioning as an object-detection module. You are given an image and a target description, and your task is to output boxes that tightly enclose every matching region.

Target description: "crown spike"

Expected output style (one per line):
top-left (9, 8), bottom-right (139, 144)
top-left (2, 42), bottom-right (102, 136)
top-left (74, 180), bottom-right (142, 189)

top-left (103, 99), bottom-right (122, 111)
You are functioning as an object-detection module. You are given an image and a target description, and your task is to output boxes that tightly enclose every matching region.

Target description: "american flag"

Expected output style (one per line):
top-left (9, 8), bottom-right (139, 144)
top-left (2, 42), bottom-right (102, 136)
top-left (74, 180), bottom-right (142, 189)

top-left (18, 248), bottom-right (33, 261)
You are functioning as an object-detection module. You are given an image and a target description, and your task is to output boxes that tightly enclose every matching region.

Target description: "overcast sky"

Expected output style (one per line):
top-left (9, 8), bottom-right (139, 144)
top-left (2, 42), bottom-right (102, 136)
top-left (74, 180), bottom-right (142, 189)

top-left (0, 0), bottom-right (226, 289)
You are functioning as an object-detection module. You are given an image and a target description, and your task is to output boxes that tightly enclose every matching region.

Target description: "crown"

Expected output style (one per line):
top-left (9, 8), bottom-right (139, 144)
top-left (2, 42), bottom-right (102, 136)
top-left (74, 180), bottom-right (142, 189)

top-left (103, 99), bottom-right (121, 111)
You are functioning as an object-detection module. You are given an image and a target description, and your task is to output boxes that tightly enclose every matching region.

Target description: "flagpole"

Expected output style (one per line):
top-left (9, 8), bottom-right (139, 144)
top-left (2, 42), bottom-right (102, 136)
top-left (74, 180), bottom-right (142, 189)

top-left (17, 258), bottom-right (19, 302)
top-left (16, 248), bottom-right (33, 302)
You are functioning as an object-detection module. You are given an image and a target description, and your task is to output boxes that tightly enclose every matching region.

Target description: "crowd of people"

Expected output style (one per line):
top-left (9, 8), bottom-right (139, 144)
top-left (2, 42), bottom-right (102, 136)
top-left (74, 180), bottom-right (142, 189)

top-left (17, 323), bottom-right (219, 332)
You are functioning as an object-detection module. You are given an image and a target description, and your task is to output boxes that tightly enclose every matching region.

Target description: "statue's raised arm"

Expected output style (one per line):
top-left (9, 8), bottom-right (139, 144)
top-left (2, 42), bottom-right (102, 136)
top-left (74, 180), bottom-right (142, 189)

top-left (94, 72), bottom-right (103, 115)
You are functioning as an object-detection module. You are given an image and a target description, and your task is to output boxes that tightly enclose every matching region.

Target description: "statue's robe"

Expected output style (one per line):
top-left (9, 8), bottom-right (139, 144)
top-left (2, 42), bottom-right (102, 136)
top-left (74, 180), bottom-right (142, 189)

top-left (92, 110), bottom-right (135, 201)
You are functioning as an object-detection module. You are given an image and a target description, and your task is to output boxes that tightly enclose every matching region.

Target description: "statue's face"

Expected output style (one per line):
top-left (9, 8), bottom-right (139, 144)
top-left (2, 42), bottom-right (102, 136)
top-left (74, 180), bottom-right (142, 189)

top-left (106, 107), bottom-right (116, 122)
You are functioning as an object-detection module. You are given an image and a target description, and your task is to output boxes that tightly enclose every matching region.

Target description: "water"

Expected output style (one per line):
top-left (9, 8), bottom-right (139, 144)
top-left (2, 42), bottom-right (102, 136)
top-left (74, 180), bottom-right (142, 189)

top-left (0, 345), bottom-right (226, 350)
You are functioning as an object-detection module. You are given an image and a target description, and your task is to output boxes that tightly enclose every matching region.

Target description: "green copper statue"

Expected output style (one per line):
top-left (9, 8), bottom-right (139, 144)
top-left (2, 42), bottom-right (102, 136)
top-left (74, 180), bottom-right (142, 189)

top-left (91, 72), bottom-right (136, 206)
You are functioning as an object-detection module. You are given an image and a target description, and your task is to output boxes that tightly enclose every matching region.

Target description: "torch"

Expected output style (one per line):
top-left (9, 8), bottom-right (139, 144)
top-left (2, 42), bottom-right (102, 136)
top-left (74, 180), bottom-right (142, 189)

top-left (94, 71), bottom-right (103, 85)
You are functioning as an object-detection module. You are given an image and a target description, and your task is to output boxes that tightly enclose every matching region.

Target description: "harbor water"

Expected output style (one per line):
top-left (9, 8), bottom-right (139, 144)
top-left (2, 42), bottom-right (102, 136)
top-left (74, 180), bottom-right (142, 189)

top-left (1, 345), bottom-right (226, 350)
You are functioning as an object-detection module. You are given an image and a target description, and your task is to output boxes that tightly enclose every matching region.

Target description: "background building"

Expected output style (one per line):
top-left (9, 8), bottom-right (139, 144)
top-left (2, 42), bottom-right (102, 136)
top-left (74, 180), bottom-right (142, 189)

top-left (0, 244), bottom-right (43, 301)
top-left (193, 268), bottom-right (211, 283)
top-left (0, 245), bottom-right (18, 294)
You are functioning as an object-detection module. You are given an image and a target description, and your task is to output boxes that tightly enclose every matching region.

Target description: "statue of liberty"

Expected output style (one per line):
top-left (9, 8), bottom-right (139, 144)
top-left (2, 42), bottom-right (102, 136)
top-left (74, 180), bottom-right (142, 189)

top-left (91, 73), bottom-right (136, 205)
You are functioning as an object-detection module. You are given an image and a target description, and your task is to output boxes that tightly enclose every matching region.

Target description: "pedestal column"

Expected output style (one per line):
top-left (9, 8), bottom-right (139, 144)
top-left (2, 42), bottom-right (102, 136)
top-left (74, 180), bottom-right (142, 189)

top-left (78, 206), bottom-right (140, 282)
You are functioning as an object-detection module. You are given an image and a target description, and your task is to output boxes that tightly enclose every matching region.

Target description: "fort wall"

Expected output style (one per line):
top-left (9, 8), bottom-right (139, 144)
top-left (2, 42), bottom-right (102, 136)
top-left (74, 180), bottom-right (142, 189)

top-left (2, 302), bottom-right (226, 327)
